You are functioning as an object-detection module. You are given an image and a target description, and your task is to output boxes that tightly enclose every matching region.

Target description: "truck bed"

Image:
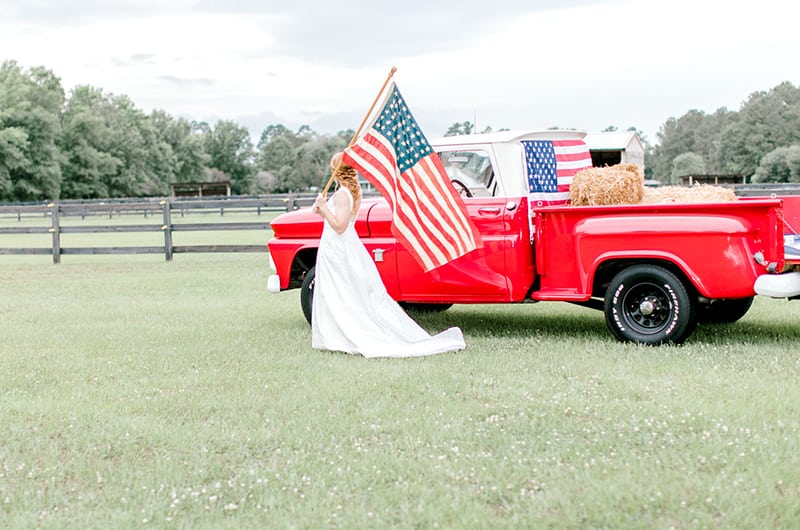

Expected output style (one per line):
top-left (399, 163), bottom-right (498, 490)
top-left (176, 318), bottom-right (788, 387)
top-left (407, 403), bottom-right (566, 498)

top-left (533, 198), bottom-right (786, 301)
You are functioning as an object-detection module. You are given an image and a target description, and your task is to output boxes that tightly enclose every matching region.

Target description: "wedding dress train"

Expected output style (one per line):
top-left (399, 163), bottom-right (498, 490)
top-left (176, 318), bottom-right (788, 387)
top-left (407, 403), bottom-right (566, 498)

top-left (311, 189), bottom-right (465, 358)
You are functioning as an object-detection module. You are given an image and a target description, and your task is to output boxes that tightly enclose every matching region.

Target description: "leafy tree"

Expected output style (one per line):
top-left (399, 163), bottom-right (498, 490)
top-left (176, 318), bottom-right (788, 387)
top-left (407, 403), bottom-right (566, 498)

top-left (445, 121), bottom-right (474, 136)
top-left (0, 126), bottom-right (27, 199)
top-left (257, 124), bottom-right (295, 150)
top-left (257, 125), bottom-right (301, 174)
top-left (255, 124), bottom-right (355, 193)
top-left (203, 120), bottom-right (256, 194)
top-left (58, 85), bottom-right (123, 198)
top-left (98, 94), bottom-right (173, 197)
top-left (444, 121), bottom-right (493, 137)
top-left (293, 135), bottom-right (349, 190)
top-left (0, 61), bottom-right (64, 201)
top-left (650, 108), bottom-right (734, 182)
top-left (259, 134), bottom-right (297, 192)
top-left (336, 129), bottom-right (356, 144)
top-left (753, 145), bottom-right (800, 183)
top-left (191, 120), bottom-right (211, 136)
top-left (670, 152), bottom-right (707, 184)
top-left (150, 110), bottom-right (208, 184)
top-left (718, 82), bottom-right (800, 177)
top-left (10, 57), bottom-right (800, 202)
top-left (251, 170), bottom-right (277, 194)
top-left (256, 125), bottom-right (308, 192)
top-left (59, 88), bottom-right (185, 198)
top-left (296, 124), bottom-right (315, 140)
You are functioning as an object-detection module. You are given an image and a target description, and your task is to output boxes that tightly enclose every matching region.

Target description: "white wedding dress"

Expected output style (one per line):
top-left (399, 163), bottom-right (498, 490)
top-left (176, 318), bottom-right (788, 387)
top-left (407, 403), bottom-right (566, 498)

top-left (311, 188), bottom-right (465, 358)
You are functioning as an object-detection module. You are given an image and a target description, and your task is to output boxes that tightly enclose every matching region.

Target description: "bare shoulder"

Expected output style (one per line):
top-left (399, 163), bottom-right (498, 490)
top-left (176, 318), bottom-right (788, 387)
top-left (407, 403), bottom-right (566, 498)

top-left (333, 187), bottom-right (349, 203)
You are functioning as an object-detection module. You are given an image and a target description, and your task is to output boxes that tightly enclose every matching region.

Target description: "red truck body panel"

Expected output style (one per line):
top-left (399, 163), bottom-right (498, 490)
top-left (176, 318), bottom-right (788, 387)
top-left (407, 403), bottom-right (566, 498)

top-left (269, 195), bottom-right (793, 302)
top-left (532, 199), bottom-right (785, 301)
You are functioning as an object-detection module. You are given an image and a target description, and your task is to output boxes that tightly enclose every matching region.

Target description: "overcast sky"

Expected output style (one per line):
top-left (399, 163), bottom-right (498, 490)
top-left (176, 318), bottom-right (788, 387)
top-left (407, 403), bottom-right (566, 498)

top-left (2, 0), bottom-right (798, 144)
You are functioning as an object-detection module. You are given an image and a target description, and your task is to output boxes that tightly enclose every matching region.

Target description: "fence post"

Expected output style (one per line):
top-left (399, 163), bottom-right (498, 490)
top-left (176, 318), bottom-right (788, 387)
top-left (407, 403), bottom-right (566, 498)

top-left (49, 201), bottom-right (61, 264)
top-left (162, 200), bottom-right (173, 261)
top-left (285, 194), bottom-right (295, 212)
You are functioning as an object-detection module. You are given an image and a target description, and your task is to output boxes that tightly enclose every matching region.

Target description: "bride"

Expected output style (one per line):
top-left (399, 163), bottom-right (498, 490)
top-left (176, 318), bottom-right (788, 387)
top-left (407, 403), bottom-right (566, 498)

top-left (310, 153), bottom-right (465, 358)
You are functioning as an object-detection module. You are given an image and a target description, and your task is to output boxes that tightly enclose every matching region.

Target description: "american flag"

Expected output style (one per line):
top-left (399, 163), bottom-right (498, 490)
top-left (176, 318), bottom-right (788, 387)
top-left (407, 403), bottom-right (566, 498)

top-left (523, 139), bottom-right (592, 206)
top-left (343, 83), bottom-right (482, 272)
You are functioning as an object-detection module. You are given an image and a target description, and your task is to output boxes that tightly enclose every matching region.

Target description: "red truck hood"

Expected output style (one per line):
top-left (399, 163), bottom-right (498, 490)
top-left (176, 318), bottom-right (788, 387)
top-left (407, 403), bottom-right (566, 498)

top-left (270, 197), bottom-right (387, 239)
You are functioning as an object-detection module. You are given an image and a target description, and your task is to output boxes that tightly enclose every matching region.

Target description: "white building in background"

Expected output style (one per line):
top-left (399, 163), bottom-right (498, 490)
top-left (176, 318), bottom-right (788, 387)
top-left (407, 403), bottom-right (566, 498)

top-left (584, 131), bottom-right (645, 171)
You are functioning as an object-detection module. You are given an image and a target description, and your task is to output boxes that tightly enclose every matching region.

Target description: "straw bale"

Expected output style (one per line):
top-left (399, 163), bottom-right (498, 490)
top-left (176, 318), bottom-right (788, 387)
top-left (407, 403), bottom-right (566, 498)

top-left (641, 184), bottom-right (737, 204)
top-left (570, 163), bottom-right (644, 206)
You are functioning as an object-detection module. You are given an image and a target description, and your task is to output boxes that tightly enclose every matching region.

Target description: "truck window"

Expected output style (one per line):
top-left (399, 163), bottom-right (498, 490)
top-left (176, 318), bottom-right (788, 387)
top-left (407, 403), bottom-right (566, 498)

top-left (438, 150), bottom-right (496, 197)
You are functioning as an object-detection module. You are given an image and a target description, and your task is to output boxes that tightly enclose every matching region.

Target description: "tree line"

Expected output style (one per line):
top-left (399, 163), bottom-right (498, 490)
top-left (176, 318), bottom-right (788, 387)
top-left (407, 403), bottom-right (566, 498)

top-left (2, 59), bottom-right (800, 202)
top-left (0, 60), bottom-right (353, 202)
top-left (650, 81), bottom-right (800, 184)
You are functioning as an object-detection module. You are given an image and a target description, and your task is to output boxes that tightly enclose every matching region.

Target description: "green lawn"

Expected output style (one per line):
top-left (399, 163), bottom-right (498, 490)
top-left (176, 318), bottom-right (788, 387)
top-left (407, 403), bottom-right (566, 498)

top-left (2, 253), bottom-right (800, 528)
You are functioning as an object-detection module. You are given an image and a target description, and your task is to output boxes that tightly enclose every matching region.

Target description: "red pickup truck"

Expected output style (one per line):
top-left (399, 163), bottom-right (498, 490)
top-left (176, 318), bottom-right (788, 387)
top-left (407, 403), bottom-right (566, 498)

top-left (267, 130), bottom-right (800, 345)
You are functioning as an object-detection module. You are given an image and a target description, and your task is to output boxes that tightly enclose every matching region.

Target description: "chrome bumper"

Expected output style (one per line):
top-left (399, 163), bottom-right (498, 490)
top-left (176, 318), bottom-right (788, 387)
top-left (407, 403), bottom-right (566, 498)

top-left (267, 274), bottom-right (281, 293)
top-left (754, 271), bottom-right (800, 298)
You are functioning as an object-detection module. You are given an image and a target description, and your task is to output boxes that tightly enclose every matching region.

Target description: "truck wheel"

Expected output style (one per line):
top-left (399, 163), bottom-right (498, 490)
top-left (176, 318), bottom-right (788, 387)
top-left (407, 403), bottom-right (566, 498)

top-left (300, 266), bottom-right (315, 325)
top-left (604, 265), bottom-right (696, 345)
top-left (697, 297), bottom-right (754, 324)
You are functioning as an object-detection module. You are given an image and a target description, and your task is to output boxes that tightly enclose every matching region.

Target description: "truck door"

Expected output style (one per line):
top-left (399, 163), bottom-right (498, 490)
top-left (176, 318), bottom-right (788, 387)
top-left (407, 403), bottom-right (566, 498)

top-left (396, 149), bottom-right (512, 302)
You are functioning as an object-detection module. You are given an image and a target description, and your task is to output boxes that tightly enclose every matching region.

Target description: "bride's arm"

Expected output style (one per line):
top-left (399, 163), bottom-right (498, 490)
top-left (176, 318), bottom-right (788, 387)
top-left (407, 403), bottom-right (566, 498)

top-left (313, 189), bottom-right (351, 234)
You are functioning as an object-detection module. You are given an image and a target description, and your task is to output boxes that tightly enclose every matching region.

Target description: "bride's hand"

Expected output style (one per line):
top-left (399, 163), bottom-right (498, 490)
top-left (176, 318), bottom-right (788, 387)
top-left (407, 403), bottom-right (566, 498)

top-left (312, 194), bottom-right (325, 215)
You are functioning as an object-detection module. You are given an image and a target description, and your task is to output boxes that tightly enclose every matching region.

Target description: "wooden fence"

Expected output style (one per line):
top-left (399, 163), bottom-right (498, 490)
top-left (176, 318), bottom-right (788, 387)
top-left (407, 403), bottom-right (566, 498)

top-left (0, 194), bottom-right (317, 263)
top-left (4, 185), bottom-right (800, 264)
top-left (732, 183), bottom-right (800, 197)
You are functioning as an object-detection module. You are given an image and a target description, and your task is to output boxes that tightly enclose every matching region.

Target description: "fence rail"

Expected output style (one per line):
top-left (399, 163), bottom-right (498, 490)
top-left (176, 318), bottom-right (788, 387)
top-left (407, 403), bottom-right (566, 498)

top-left (4, 185), bottom-right (799, 264)
top-left (733, 183), bottom-right (800, 197)
top-left (0, 194), bottom-right (318, 263)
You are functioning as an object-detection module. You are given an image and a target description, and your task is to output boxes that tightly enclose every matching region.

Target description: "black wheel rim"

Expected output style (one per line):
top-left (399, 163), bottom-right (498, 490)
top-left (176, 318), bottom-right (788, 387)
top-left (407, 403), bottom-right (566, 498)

top-left (620, 281), bottom-right (673, 335)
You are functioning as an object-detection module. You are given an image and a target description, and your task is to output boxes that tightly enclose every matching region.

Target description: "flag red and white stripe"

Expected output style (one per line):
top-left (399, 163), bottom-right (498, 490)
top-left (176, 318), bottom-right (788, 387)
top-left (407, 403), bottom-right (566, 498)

top-left (343, 83), bottom-right (481, 271)
top-left (524, 139), bottom-right (593, 207)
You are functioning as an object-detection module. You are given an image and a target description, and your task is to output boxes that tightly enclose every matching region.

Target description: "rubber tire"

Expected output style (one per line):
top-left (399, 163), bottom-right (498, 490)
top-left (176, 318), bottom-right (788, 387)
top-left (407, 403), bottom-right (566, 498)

top-left (697, 297), bottom-right (754, 324)
top-left (604, 264), bottom-right (696, 345)
top-left (300, 266), bottom-right (315, 326)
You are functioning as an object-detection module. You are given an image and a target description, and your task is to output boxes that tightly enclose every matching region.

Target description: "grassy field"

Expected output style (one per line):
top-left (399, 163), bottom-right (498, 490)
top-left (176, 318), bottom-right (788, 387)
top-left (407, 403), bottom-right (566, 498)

top-left (2, 248), bottom-right (800, 528)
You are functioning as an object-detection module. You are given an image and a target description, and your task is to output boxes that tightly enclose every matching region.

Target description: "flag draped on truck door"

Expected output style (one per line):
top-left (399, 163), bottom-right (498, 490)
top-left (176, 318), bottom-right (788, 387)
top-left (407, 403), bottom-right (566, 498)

top-left (523, 139), bottom-right (592, 207)
top-left (343, 82), bottom-right (482, 272)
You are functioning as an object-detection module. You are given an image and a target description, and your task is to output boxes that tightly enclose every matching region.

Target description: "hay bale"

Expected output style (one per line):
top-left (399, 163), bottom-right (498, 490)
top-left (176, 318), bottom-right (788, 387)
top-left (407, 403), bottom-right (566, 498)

top-left (568, 164), bottom-right (737, 206)
top-left (570, 163), bottom-right (644, 206)
top-left (641, 184), bottom-right (737, 204)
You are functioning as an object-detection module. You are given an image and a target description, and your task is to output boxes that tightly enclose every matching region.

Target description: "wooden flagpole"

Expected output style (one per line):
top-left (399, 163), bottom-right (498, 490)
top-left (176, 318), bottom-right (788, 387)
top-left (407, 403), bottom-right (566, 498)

top-left (320, 66), bottom-right (397, 196)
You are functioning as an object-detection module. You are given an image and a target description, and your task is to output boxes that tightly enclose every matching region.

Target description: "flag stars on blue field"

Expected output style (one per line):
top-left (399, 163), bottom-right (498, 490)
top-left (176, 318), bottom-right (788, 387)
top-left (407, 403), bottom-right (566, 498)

top-left (524, 140), bottom-right (559, 193)
top-left (374, 85), bottom-right (432, 173)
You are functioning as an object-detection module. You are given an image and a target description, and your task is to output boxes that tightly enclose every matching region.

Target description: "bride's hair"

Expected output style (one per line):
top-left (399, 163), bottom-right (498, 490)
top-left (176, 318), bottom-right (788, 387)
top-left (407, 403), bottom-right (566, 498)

top-left (329, 152), bottom-right (361, 212)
